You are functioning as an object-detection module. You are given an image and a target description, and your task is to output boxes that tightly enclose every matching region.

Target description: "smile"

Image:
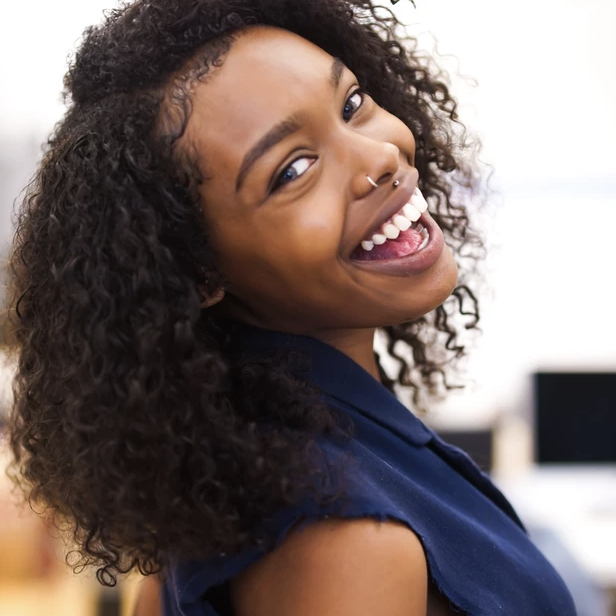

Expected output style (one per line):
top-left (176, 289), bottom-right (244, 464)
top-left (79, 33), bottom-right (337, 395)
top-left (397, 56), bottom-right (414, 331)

top-left (348, 187), bottom-right (445, 276)
top-left (352, 187), bottom-right (429, 259)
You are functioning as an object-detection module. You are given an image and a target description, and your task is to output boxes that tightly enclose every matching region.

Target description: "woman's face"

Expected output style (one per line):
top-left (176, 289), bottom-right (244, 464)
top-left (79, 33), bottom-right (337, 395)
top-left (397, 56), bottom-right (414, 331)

top-left (184, 26), bottom-right (458, 335)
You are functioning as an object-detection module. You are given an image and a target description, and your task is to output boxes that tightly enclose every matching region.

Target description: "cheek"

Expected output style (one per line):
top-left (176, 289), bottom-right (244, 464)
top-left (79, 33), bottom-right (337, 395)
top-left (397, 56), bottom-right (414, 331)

top-left (217, 204), bottom-right (344, 284)
top-left (260, 192), bottom-right (345, 260)
top-left (377, 109), bottom-right (416, 162)
top-left (290, 206), bottom-right (343, 257)
top-left (394, 119), bottom-right (416, 162)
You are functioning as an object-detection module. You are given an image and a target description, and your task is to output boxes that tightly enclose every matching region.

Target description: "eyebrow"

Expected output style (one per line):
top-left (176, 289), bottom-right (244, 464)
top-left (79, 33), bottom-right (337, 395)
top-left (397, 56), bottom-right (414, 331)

top-left (234, 57), bottom-right (346, 193)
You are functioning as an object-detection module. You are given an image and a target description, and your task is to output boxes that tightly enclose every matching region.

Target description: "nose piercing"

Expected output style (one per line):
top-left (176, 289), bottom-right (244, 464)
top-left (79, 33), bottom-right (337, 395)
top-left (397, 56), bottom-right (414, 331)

top-left (366, 175), bottom-right (379, 189)
top-left (393, 180), bottom-right (400, 188)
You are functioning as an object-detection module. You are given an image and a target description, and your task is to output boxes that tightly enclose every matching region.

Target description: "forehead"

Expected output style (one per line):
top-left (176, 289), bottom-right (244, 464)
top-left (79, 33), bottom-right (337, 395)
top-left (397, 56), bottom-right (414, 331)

top-left (185, 28), bottom-right (339, 184)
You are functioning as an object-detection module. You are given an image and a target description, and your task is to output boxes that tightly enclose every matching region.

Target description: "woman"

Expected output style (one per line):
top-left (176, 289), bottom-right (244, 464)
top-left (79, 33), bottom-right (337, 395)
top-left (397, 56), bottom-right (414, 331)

top-left (5, 1), bottom-right (577, 615)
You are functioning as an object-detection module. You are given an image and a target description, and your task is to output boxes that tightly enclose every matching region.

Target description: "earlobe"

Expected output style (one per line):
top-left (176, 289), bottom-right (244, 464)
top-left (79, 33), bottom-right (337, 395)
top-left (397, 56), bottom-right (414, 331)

top-left (199, 287), bottom-right (226, 309)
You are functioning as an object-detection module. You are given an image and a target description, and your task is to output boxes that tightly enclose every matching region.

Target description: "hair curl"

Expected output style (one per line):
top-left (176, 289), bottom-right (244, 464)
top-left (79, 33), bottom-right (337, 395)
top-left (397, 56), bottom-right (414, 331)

top-left (4, 0), bottom-right (486, 585)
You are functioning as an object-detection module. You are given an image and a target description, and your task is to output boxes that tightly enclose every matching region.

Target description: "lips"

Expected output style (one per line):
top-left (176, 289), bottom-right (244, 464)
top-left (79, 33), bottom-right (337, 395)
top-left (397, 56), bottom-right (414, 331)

top-left (341, 170), bottom-right (446, 275)
top-left (344, 171), bottom-right (420, 259)
top-left (349, 209), bottom-right (446, 276)
top-left (358, 182), bottom-right (417, 249)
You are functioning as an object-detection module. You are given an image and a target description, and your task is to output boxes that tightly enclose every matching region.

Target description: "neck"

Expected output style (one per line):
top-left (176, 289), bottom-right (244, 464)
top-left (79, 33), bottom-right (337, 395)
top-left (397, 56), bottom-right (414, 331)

top-left (312, 328), bottom-right (381, 383)
top-left (215, 303), bottom-right (382, 382)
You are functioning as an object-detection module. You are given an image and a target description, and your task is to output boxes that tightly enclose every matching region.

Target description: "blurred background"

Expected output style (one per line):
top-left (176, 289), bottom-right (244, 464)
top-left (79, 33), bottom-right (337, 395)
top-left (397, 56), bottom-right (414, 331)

top-left (0, 0), bottom-right (614, 614)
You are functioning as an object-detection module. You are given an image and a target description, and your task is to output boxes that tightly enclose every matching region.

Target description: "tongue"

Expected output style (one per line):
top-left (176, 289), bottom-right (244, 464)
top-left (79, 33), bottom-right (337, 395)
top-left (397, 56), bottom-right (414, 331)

top-left (351, 227), bottom-right (424, 261)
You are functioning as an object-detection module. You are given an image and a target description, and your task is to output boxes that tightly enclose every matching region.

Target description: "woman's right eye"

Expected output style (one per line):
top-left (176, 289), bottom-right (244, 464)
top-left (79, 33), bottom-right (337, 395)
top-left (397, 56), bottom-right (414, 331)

top-left (271, 156), bottom-right (316, 192)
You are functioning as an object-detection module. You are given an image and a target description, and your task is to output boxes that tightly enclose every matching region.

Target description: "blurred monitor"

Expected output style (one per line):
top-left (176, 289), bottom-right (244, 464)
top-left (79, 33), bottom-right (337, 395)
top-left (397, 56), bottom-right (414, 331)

top-left (436, 428), bottom-right (493, 473)
top-left (534, 372), bottom-right (616, 464)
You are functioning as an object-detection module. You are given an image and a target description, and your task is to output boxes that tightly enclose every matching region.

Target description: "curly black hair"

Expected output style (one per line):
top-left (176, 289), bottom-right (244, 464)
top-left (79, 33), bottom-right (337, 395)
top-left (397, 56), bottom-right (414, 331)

top-left (4, 0), bottom-right (485, 586)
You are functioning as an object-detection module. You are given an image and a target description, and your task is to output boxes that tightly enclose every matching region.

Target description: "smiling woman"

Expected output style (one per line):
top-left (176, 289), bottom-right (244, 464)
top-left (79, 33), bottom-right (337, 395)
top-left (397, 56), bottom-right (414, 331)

top-left (4, 1), bottom-right (577, 616)
top-left (180, 27), bottom-right (457, 347)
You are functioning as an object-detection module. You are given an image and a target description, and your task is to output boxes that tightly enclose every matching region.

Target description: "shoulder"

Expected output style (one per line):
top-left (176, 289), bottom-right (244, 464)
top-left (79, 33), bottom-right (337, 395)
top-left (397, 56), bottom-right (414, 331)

top-left (230, 516), bottom-right (428, 616)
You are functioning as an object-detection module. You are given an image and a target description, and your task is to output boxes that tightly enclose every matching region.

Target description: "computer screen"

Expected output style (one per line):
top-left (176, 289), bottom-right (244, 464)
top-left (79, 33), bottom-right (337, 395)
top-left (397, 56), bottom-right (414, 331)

top-left (534, 372), bottom-right (616, 464)
top-left (435, 428), bottom-right (493, 473)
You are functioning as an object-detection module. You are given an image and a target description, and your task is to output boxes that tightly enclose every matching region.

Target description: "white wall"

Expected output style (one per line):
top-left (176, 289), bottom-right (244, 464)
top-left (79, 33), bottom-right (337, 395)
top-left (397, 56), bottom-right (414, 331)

top-left (1, 0), bottom-right (615, 436)
top-left (0, 1), bottom-right (113, 137)
top-left (383, 1), bottom-right (616, 435)
top-left (392, 0), bottom-right (616, 188)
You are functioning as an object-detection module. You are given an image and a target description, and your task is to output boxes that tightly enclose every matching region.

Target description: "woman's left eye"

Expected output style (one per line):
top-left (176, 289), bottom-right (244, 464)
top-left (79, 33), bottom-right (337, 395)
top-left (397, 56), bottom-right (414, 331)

top-left (269, 90), bottom-right (364, 193)
top-left (342, 89), bottom-right (364, 122)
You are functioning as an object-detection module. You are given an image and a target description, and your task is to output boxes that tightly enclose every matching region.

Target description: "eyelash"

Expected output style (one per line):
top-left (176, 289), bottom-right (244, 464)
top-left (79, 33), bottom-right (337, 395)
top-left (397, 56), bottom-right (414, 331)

top-left (271, 88), bottom-right (366, 192)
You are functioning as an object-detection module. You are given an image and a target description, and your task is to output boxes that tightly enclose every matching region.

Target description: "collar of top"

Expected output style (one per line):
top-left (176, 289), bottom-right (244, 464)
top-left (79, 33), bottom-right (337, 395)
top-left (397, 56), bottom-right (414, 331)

top-left (224, 320), bottom-right (433, 447)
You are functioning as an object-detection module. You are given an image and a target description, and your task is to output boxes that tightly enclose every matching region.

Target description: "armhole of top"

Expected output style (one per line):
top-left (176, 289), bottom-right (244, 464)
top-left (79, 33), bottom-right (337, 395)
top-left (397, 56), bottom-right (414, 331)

top-left (204, 581), bottom-right (233, 616)
top-left (222, 510), bottom-right (431, 616)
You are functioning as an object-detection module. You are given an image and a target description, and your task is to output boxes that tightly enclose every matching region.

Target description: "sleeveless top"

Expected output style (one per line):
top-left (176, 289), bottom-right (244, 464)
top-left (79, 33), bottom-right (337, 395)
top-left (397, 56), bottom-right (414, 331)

top-left (161, 324), bottom-right (577, 616)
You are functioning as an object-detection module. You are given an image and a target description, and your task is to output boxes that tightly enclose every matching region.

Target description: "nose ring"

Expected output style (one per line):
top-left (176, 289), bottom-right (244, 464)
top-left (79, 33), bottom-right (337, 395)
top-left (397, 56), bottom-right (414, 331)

top-left (366, 175), bottom-right (379, 189)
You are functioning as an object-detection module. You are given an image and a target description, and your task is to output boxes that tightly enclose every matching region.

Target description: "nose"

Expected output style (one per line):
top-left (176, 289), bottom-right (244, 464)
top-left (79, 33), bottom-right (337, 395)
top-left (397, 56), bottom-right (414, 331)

top-left (349, 140), bottom-right (400, 200)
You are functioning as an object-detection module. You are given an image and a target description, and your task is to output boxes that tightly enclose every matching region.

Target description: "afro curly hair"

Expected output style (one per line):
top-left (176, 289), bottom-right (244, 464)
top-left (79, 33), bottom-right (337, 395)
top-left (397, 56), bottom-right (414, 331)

top-left (5, 0), bottom-right (485, 585)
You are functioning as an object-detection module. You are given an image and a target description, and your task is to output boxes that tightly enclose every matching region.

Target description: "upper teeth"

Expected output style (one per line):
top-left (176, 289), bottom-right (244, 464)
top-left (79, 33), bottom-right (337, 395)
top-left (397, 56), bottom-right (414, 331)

top-left (402, 203), bottom-right (421, 222)
top-left (383, 223), bottom-right (400, 240)
top-left (360, 187), bottom-right (429, 251)
top-left (393, 215), bottom-right (411, 231)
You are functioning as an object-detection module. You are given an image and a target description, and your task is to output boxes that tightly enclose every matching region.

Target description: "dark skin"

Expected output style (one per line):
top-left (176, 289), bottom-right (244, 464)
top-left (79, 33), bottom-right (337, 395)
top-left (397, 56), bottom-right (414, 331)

top-left (190, 26), bottom-right (458, 383)
top-left (132, 26), bottom-right (461, 615)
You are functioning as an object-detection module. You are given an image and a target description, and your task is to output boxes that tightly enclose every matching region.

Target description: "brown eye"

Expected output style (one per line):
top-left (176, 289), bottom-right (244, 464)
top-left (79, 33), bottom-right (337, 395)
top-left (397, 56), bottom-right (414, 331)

top-left (272, 156), bottom-right (316, 191)
top-left (343, 89), bottom-right (364, 121)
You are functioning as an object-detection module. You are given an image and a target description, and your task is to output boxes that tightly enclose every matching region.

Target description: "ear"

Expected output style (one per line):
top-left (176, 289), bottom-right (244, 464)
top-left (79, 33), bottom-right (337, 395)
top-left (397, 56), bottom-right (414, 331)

top-left (198, 286), bottom-right (225, 309)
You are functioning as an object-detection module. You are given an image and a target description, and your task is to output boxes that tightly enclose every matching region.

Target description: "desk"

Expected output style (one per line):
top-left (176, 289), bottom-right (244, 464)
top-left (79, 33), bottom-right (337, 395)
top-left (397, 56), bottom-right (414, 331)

top-left (0, 574), bottom-right (141, 616)
top-left (495, 466), bottom-right (616, 589)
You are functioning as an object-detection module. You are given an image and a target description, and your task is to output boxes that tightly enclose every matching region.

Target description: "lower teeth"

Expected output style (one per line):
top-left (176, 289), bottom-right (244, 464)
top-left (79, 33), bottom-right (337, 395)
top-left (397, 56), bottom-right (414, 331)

top-left (418, 229), bottom-right (429, 251)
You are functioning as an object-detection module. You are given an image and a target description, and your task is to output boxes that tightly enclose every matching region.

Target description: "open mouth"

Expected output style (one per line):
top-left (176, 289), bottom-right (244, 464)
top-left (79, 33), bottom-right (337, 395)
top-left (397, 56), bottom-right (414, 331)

top-left (350, 187), bottom-right (430, 261)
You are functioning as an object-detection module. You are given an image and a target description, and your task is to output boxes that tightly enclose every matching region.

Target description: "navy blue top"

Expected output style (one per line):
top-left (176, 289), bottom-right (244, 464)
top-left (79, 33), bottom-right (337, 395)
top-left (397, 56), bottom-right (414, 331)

top-left (162, 325), bottom-right (576, 616)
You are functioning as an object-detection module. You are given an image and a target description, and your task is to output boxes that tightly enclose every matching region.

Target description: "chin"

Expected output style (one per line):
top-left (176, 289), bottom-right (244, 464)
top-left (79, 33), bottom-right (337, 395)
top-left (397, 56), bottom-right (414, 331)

top-left (398, 249), bottom-right (459, 323)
